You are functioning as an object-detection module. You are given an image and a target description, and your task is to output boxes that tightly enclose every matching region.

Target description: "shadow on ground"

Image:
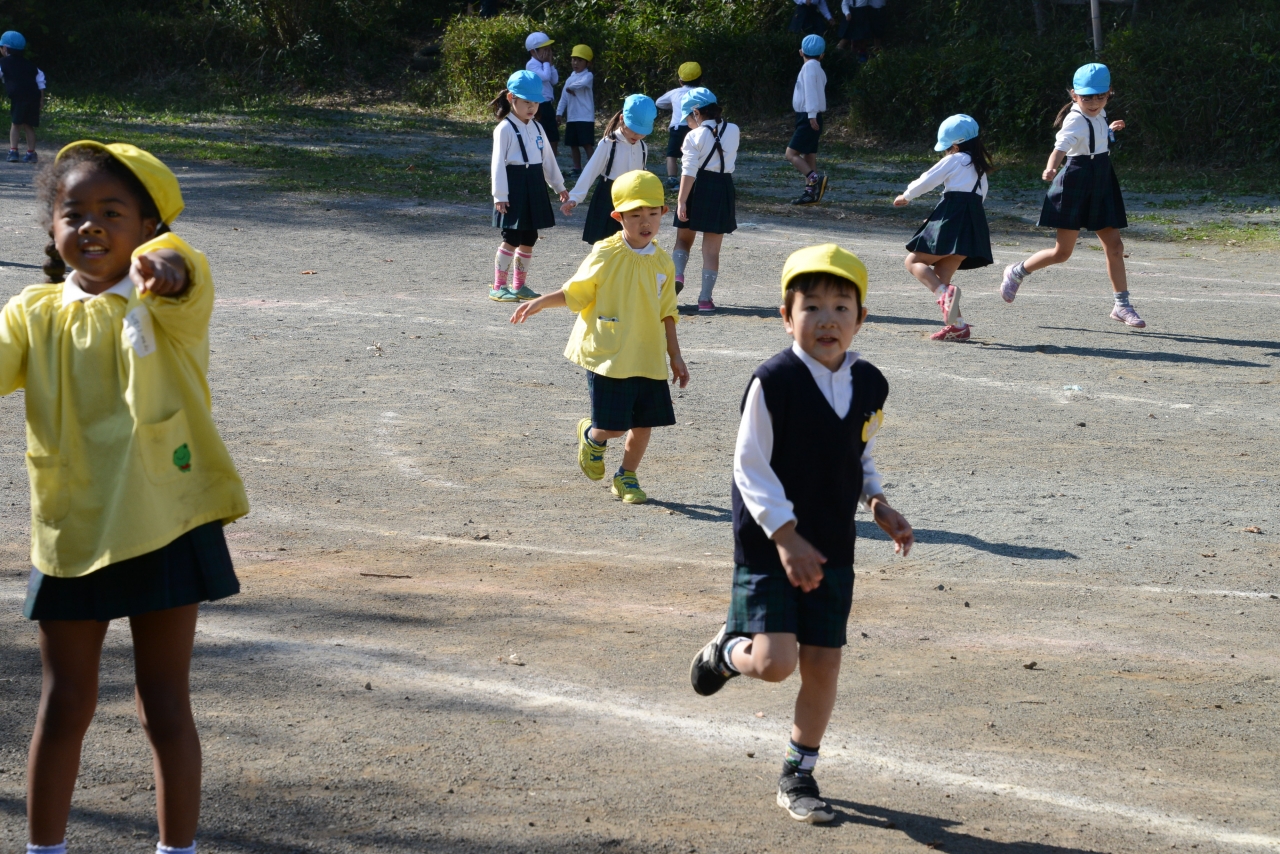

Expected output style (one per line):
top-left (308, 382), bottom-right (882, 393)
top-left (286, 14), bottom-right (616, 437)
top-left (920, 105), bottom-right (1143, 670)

top-left (856, 522), bottom-right (1077, 560)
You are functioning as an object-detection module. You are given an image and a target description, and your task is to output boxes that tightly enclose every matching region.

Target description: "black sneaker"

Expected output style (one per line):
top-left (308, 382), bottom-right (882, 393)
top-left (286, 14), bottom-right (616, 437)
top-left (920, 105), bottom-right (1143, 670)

top-left (814, 172), bottom-right (829, 201)
top-left (689, 623), bottom-right (738, 696)
top-left (791, 185), bottom-right (820, 206)
top-left (776, 772), bottom-right (835, 823)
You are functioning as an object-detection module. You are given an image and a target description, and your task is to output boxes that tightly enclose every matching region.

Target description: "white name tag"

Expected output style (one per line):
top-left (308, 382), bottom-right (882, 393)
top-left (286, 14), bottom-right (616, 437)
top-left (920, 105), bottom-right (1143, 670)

top-left (123, 306), bottom-right (157, 358)
top-left (656, 273), bottom-right (667, 296)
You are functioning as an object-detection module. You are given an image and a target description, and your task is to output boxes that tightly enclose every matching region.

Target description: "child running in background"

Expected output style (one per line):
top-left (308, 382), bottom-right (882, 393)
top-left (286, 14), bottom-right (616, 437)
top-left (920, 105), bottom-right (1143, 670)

top-left (1002, 63), bottom-right (1144, 328)
top-left (562, 94), bottom-right (656, 245)
top-left (785, 34), bottom-right (829, 206)
top-left (14, 141), bottom-right (250, 854)
top-left (490, 70), bottom-right (569, 303)
top-left (894, 114), bottom-right (992, 342)
top-left (674, 87), bottom-right (739, 312)
top-left (0, 31), bottom-right (44, 163)
top-left (690, 243), bottom-right (913, 824)
top-left (525, 31), bottom-right (561, 159)
top-left (655, 63), bottom-right (702, 190)
top-left (557, 45), bottom-right (596, 176)
top-left (512, 170), bottom-right (688, 505)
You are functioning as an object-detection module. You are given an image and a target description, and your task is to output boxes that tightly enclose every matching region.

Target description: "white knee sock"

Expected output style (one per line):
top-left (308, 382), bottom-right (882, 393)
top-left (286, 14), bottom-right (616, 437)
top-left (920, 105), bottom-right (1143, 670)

top-left (494, 246), bottom-right (514, 289)
top-left (514, 249), bottom-right (533, 290)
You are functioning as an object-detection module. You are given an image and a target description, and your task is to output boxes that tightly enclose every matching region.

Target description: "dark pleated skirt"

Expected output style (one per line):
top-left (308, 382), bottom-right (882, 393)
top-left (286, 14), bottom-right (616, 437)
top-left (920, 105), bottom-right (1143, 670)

top-left (1038, 152), bottom-right (1127, 232)
top-left (842, 6), bottom-right (872, 40)
top-left (493, 163), bottom-right (556, 232)
top-left (582, 176), bottom-right (622, 245)
top-left (905, 191), bottom-right (993, 270)
top-left (673, 170), bottom-right (737, 235)
top-left (24, 521), bottom-right (239, 622)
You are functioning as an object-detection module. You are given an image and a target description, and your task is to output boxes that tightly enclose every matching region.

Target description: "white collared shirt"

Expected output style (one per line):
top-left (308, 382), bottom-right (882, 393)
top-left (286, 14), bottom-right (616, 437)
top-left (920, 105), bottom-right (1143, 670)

top-left (680, 120), bottom-right (739, 177)
top-left (902, 152), bottom-right (988, 201)
top-left (655, 85), bottom-right (694, 130)
top-left (490, 115), bottom-right (567, 203)
top-left (1055, 107), bottom-right (1110, 157)
top-left (794, 0), bottom-right (834, 20)
top-left (525, 58), bottom-right (559, 103)
top-left (793, 58), bottom-right (827, 117)
top-left (733, 342), bottom-right (883, 538)
top-left (556, 69), bottom-right (595, 123)
top-left (567, 131), bottom-right (649, 205)
top-left (62, 271), bottom-right (134, 306)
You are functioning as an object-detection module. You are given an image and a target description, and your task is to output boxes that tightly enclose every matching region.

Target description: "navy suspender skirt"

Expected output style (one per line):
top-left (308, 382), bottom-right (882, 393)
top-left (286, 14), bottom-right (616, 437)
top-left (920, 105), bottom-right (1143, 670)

top-left (493, 117), bottom-right (557, 232)
top-left (673, 125), bottom-right (737, 235)
top-left (1038, 118), bottom-right (1127, 232)
top-left (904, 174), bottom-right (994, 269)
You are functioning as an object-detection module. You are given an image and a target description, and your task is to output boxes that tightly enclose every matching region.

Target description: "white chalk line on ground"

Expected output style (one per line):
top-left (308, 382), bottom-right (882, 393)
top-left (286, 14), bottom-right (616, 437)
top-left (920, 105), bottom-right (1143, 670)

top-left (191, 617), bottom-right (1280, 852)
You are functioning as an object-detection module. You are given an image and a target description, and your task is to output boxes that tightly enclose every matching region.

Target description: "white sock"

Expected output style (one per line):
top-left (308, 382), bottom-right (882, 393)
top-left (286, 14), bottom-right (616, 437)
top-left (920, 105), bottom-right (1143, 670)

top-left (157, 844), bottom-right (196, 854)
top-left (722, 636), bottom-right (748, 673)
top-left (28, 843), bottom-right (67, 854)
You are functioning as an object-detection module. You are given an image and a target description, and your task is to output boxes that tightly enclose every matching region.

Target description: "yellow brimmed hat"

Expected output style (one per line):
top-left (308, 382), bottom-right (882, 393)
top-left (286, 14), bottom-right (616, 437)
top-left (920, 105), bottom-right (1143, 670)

top-left (780, 243), bottom-right (868, 304)
top-left (56, 141), bottom-right (184, 224)
top-left (611, 170), bottom-right (665, 212)
top-left (571, 44), bottom-right (593, 61)
top-left (678, 61), bottom-right (702, 82)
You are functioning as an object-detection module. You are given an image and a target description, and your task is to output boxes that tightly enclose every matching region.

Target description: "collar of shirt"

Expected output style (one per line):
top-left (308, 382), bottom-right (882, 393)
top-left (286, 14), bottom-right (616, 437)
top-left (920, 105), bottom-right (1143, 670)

top-left (621, 236), bottom-right (656, 256)
top-left (62, 271), bottom-right (134, 306)
top-left (790, 340), bottom-right (859, 417)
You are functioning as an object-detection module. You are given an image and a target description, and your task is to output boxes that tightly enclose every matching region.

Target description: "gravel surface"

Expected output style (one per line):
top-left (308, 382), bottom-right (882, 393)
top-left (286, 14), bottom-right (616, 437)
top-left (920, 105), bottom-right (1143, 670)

top-left (0, 153), bottom-right (1277, 854)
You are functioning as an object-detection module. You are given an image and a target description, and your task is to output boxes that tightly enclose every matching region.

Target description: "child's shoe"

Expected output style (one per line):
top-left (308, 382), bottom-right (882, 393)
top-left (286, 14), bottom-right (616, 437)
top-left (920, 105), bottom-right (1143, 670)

top-left (664, 176), bottom-right (680, 190)
top-left (488, 286), bottom-right (519, 302)
top-left (930, 323), bottom-right (971, 341)
top-left (791, 185), bottom-right (820, 206)
top-left (1000, 264), bottom-right (1023, 303)
top-left (937, 284), bottom-right (961, 326)
top-left (21, 151), bottom-right (37, 164)
top-left (1110, 304), bottom-right (1146, 328)
top-left (577, 417), bottom-right (605, 480)
top-left (6, 149), bottom-right (17, 163)
top-left (689, 623), bottom-right (739, 696)
top-left (611, 469), bottom-right (646, 504)
top-left (513, 284), bottom-right (541, 301)
top-left (814, 172), bottom-right (829, 201)
top-left (674, 276), bottom-right (684, 295)
top-left (776, 772), bottom-right (835, 823)
top-left (697, 299), bottom-right (716, 313)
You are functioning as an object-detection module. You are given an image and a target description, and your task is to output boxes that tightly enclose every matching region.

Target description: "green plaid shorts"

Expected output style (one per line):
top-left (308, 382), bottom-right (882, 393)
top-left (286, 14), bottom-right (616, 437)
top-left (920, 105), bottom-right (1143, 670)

top-left (725, 563), bottom-right (854, 648)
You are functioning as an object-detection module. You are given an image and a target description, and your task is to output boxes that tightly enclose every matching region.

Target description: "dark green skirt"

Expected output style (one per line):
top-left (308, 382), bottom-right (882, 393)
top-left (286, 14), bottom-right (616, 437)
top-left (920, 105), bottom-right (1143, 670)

top-left (24, 522), bottom-right (239, 622)
top-left (905, 190), bottom-right (993, 270)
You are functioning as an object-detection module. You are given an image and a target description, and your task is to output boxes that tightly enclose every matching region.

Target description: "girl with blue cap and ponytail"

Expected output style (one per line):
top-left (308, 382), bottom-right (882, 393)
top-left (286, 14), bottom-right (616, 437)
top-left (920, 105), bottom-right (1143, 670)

top-left (562, 94), bottom-right (658, 245)
top-left (893, 113), bottom-right (993, 341)
top-left (673, 87), bottom-right (740, 312)
top-left (1002, 63), bottom-right (1145, 328)
top-left (488, 70), bottom-right (569, 303)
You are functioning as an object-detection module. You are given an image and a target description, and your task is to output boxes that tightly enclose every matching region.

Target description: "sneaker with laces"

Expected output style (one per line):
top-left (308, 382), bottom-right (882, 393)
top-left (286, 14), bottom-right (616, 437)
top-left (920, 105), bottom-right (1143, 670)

top-left (937, 284), bottom-right (961, 325)
top-left (577, 418), bottom-right (605, 481)
top-left (488, 286), bottom-right (519, 302)
top-left (697, 299), bottom-right (716, 313)
top-left (776, 773), bottom-right (835, 823)
top-left (1000, 264), bottom-right (1023, 303)
top-left (814, 172), bottom-right (829, 201)
top-left (21, 151), bottom-right (36, 164)
top-left (930, 323), bottom-right (971, 341)
top-left (1110, 304), bottom-right (1146, 328)
top-left (513, 284), bottom-right (541, 301)
top-left (5, 150), bottom-right (17, 163)
top-left (791, 185), bottom-right (820, 206)
top-left (664, 176), bottom-right (680, 190)
top-left (689, 623), bottom-right (740, 696)
top-left (611, 469), bottom-right (647, 503)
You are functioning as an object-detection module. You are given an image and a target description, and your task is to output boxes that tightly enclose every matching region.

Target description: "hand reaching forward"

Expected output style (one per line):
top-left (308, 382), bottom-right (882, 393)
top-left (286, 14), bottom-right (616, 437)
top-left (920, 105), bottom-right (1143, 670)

top-left (131, 249), bottom-right (189, 297)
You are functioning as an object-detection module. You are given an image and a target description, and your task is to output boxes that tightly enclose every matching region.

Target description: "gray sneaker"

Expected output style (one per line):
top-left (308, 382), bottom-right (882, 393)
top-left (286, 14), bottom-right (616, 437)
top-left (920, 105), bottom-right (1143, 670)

top-left (777, 773), bottom-right (835, 823)
top-left (1000, 264), bottom-right (1023, 303)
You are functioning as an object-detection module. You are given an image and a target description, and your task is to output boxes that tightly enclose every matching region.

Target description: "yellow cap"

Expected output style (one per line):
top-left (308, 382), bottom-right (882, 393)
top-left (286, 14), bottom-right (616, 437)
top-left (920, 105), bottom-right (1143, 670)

top-left (780, 243), bottom-right (868, 305)
top-left (56, 141), bottom-right (184, 224)
top-left (678, 61), bottom-right (702, 82)
top-left (571, 44), bottom-right (593, 61)
top-left (610, 170), bottom-right (665, 212)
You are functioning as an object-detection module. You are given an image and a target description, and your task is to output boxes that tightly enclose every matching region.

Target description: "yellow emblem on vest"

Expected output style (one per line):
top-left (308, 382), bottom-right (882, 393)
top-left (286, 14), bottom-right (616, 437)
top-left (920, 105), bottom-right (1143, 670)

top-left (862, 409), bottom-right (884, 443)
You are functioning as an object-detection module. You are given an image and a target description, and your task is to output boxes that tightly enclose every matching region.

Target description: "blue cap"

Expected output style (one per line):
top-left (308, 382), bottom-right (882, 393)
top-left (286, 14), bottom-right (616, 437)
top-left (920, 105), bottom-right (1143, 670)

top-left (0, 31), bottom-right (26, 50)
top-left (801, 34), bottom-right (826, 57)
top-left (1073, 63), bottom-right (1111, 96)
top-left (506, 70), bottom-right (544, 104)
top-left (622, 94), bottom-right (657, 136)
top-left (934, 114), bottom-right (980, 152)
top-left (680, 87), bottom-right (717, 122)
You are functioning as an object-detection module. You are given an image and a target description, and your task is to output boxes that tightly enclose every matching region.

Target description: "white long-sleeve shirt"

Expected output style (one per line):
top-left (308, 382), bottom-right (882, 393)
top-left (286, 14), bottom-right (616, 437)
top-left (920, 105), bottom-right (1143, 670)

top-left (680, 120), bottom-right (739, 177)
top-left (902, 152), bottom-right (988, 201)
top-left (567, 131), bottom-right (649, 205)
top-left (525, 58), bottom-right (559, 103)
top-left (734, 343), bottom-right (882, 538)
top-left (792, 59), bottom-right (827, 117)
top-left (490, 116), bottom-right (566, 203)
top-left (655, 85), bottom-right (694, 130)
top-left (556, 69), bottom-right (594, 122)
top-left (1054, 107), bottom-right (1110, 157)
top-left (794, 0), bottom-right (834, 20)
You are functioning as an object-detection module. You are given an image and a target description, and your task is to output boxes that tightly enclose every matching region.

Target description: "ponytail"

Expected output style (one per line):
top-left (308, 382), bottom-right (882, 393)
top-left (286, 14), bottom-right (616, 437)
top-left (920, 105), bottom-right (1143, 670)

top-left (1053, 96), bottom-right (1075, 129)
top-left (490, 89), bottom-right (513, 120)
top-left (695, 102), bottom-right (723, 122)
top-left (601, 111), bottom-right (625, 138)
top-left (955, 136), bottom-right (992, 178)
top-left (43, 240), bottom-right (65, 283)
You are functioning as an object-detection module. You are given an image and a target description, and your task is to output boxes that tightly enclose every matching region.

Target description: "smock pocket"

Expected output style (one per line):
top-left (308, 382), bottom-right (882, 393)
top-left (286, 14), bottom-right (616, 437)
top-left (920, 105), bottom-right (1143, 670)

top-left (26, 454), bottom-right (69, 523)
top-left (591, 315), bottom-right (623, 356)
top-left (138, 408), bottom-right (193, 485)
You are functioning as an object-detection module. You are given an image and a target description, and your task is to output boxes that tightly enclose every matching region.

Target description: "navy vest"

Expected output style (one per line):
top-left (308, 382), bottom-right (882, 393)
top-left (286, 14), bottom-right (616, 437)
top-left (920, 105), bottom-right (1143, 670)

top-left (0, 55), bottom-right (38, 100)
top-left (731, 348), bottom-right (889, 571)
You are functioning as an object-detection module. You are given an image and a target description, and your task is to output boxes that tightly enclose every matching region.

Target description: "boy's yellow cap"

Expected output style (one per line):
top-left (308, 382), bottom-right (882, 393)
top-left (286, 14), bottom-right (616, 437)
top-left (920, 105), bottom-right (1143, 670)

top-left (781, 244), bottom-right (868, 304)
top-left (571, 44), bottom-right (593, 61)
top-left (678, 61), bottom-right (702, 82)
top-left (611, 170), bottom-right (665, 212)
top-left (56, 141), bottom-right (184, 224)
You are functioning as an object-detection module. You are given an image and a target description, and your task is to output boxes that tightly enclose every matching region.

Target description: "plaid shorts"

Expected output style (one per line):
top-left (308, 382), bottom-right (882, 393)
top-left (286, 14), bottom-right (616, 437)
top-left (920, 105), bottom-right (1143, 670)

top-left (725, 563), bottom-right (854, 648)
top-left (587, 371), bottom-right (676, 431)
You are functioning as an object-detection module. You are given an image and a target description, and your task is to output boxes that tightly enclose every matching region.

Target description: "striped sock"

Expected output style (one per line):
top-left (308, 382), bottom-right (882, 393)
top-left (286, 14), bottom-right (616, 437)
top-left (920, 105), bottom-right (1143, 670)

top-left (721, 636), bottom-right (748, 673)
top-left (514, 250), bottom-right (533, 290)
top-left (783, 740), bottom-right (820, 777)
top-left (494, 247), bottom-right (514, 290)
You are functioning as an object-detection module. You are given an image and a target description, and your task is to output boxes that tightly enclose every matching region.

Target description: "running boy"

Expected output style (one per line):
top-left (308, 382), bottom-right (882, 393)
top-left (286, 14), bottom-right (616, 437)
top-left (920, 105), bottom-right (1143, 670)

top-left (0, 31), bottom-right (44, 163)
top-left (689, 243), bottom-right (913, 823)
top-left (785, 34), bottom-right (828, 205)
top-left (511, 170), bottom-right (688, 505)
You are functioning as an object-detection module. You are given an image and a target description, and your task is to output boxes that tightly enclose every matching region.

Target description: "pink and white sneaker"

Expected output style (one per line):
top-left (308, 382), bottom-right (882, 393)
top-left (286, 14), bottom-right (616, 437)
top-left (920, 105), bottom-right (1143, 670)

top-left (1110, 304), bottom-right (1146, 328)
top-left (930, 323), bottom-right (971, 341)
top-left (1000, 265), bottom-right (1023, 303)
top-left (936, 285), bottom-right (961, 326)
top-left (698, 299), bottom-right (716, 313)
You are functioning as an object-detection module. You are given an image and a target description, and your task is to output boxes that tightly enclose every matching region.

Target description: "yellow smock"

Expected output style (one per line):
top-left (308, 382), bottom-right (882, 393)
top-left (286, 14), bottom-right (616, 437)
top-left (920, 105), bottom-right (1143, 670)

top-left (0, 232), bottom-right (249, 577)
top-left (561, 233), bottom-right (678, 380)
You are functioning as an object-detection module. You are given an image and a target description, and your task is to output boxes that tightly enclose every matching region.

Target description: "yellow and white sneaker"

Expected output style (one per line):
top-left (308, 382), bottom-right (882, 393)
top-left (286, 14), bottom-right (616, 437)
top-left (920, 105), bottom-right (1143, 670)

top-left (611, 469), bottom-right (647, 504)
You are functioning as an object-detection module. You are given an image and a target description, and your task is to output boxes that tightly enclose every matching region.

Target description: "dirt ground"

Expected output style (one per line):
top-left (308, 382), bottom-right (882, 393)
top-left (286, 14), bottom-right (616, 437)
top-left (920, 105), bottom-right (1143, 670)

top-left (0, 148), bottom-right (1277, 854)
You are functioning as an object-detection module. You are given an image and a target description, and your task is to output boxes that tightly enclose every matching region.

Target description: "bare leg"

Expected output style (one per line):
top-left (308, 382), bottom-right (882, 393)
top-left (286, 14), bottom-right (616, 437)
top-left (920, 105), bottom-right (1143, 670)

top-left (784, 147), bottom-right (813, 178)
top-left (23, 125), bottom-right (35, 151)
top-left (130, 605), bottom-right (201, 848)
top-left (904, 251), bottom-right (962, 293)
top-left (1096, 227), bottom-right (1128, 293)
top-left (571, 146), bottom-right (582, 170)
top-left (674, 227), bottom-right (697, 256)
top-left (27, 619), bottom-right (110, 845)
top-left (9, 123), bottom-right (17, 150)
top-left (1023, 228), bottom-right (1078, 273)
top-left (700, 232), bottom-right (724, 273)
top-left (666, 156), bottom-right (679, 178)
top-left (791, 645), bottom-right (842, 747)
top-left (730, 632), bottom-right (799, 682)
top-left (620, 427), bottom-right (652, 471)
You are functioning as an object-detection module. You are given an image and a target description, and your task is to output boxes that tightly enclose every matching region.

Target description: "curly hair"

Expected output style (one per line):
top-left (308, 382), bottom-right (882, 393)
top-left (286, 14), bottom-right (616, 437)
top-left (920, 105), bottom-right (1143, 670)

top-left (34, 146), bottom-right (166, 283)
